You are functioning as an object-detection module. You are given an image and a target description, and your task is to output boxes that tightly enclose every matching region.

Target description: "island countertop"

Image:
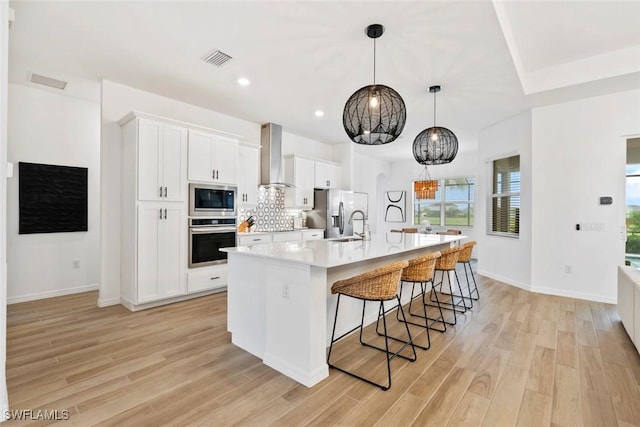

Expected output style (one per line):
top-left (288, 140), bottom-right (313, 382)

top-left (222, 232), bottom-right (464, 268)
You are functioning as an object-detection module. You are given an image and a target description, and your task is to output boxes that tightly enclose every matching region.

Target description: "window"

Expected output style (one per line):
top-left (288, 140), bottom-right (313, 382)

top-left (490, 155), bottom-right (520, 236)
top-left (413, 177), bottom-right (474, 227)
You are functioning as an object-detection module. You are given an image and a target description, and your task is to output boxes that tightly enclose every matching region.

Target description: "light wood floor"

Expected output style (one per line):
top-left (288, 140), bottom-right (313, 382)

top-left (5, 271), bottom-right (640, 426)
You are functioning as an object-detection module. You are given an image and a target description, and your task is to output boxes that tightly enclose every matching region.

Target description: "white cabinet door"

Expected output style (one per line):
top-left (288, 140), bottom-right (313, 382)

top-left (215, 136), bottom-right (239, 185)
top-left (314, 161), bottom-right (341, 189)
top-left (188, 130), bottom-right (239, 184)
top-left (137, 205), bottom-right (161, 303)
top-left (138, 120), bottom-right (162, 201)
top-left (137, 204), bottom-right (185, 303)
top-left (162, 125), bottom-right (187, 201)
top-left (188, 130), bottom-right (215, 183)
top-left (284, 156), bottom-right (314, 209)
top-left (159, 205), bottom-right (185, 298)
top-left (238, 145), bottom-right (260, 207)
top-left (138, 120), bottom-right (187, 201)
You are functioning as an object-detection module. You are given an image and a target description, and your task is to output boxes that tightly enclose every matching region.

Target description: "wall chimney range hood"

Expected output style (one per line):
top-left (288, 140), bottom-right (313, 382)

top-left (260, 123), bottom-right (293, 188)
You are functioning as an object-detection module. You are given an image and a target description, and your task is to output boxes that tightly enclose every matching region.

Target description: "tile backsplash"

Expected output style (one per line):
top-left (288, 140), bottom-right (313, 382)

top-left (239, 187), bottom-right (294, 232)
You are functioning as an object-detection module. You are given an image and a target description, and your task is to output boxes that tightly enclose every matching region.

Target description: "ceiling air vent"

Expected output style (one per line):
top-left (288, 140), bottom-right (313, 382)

top-left (30, 73), bottom-right (67, 90)
top-left (202, 50), bottom-right (232, 67)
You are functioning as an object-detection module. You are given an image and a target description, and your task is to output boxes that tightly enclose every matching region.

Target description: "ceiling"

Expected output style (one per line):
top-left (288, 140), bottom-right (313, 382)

top-left (8, 1), bottom-right (640, 161)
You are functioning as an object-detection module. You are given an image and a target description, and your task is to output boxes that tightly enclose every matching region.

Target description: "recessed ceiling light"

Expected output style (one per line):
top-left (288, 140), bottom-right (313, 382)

top-left (238, 77), bottom-right (250, 86)
top-left (314, 110), bottom-right (324, 117)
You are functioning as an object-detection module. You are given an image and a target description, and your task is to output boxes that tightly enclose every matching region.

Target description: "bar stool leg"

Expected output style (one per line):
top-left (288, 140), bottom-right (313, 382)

top-left (464, 261), bottom-right (479, 300)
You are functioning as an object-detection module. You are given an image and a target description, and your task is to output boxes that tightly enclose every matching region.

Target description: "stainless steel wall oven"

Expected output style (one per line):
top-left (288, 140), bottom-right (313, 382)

top-left (188, 217), bottom-right (237, 268)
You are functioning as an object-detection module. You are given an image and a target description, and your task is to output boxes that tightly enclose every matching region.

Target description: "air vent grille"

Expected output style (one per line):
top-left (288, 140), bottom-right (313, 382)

top-left (30, 73), bottom-right (67, 90)
top-left (203, 50), bottom-right (232, 67)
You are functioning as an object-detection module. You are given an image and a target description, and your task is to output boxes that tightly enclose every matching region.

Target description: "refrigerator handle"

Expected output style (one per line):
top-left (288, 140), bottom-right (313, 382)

top-left (338, 201), bottom-right (345, 235)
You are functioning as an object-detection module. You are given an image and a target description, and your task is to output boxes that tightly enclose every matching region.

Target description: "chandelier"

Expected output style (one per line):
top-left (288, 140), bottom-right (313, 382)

top-left (414, 166), bottom-right (438, 199)
top-left (343, 24), bottom-right (406, 145)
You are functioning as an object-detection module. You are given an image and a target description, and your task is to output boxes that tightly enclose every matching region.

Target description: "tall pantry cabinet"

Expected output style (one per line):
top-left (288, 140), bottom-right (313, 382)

top-left (119, 113), bottom-right (188, 308)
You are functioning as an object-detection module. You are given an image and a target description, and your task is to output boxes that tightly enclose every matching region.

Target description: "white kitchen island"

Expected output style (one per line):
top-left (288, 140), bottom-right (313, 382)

top-left (222, 232), bottom-right (464, 387)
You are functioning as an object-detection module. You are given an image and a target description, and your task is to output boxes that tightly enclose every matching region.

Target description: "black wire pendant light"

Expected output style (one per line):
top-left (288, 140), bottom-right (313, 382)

top-left (343, 24), bottom-right (406, 145)
top-left (412, 85), bottom-right (458, 165)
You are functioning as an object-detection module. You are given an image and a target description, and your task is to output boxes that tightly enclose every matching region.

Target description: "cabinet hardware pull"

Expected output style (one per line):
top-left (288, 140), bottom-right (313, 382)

top-left (164, 209), bottom-right (167, 219)
top-left (327, 180), bottom-right (330, 187)
top-left (159, 208), bottom-right (163, 219)
top-left (216, 170), bottom-right (219, 180)
top-left (253, 238), bottom-right (261, 241)
top-left (164, 187), bottom-right (167, 198)
top-left (210, 276), bottom-right (221, 280)
top-left (212, 169), bottom-right (215, 179)
top-left (159, 187), bottom-right (163, 198)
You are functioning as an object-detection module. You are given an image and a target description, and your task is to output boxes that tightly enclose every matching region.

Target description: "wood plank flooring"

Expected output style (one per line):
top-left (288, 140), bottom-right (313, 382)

top-left (5, 271), bottom-right (640, 426)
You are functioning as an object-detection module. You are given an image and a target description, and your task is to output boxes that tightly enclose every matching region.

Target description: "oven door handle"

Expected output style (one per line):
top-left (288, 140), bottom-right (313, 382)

top-left (190, 227), bottom-right (237, 234)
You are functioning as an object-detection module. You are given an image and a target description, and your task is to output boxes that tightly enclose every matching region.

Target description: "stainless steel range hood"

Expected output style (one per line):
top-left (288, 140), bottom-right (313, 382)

top-left (260, 123), bottom-right (293, 188)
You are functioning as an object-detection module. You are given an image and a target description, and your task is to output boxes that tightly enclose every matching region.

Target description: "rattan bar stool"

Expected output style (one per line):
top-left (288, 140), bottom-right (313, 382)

top-left (458, 241), bottom-right (479, 301)
top-left (327, 260), bottom-right (416, 391)
top-left (396, 252), bottom-right (446, 349)
top-left (426, 246), bottom-right (468, 325)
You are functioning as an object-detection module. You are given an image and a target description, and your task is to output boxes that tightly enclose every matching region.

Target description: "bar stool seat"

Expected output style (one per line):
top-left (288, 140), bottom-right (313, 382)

top-left (327, 260), bottom-right (416, 391)
top-left (397, 251), bottom-right (446, 349)
top-left (458, 241), bottom-right (479, 301)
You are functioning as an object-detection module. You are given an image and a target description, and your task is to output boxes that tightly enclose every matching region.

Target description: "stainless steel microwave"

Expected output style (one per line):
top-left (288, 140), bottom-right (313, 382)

top-left (189, 183), bottom-right (237, 217)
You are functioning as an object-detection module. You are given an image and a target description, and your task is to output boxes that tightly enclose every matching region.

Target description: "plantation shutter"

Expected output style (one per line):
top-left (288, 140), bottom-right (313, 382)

top-left (491, 155), bottom-right (520, 236)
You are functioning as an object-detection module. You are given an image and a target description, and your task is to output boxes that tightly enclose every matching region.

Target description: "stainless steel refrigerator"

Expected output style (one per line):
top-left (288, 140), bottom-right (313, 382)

top-left (307, 189), bottom-right (358, 238)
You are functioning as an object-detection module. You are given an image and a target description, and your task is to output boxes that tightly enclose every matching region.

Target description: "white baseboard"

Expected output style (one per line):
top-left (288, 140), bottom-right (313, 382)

top-left (97, 296), bottom-right (121, 307)
top-left (477, 270), bottom-right (530, 291)
top-left (120, 287), bottom-right (226, 312)
top-left (530, 286), bottom-right (617, 304)
top-left (477, 269), bottom-right (617, 304)
top-left (7, 284), bottom-right (99, 305)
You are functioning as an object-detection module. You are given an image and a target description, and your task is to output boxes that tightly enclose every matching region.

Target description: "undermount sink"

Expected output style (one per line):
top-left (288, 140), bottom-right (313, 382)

top-left (331, 237), bottom-right (362, 243)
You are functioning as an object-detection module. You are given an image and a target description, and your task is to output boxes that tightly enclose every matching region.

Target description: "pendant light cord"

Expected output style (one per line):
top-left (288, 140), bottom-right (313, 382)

top-left (373, 38), bottom-right (376, 84)
top-left (433, 90), bottom-right (437, 126)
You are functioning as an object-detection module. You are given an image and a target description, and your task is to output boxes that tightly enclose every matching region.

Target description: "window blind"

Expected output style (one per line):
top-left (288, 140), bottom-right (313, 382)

top-left (491, 155), bottom-right (520, 235)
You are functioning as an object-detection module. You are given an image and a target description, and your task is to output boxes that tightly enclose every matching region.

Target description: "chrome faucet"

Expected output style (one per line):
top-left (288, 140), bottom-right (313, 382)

top-left (348, 210), bottom-right (370, 240)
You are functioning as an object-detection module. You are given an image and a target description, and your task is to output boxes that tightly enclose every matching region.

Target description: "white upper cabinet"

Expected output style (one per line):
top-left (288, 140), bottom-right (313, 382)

top-left (314, 160), bottom-right (342, 189)
top-left (238, 144), bottom-right (260, 207)
top-left (137, 119), bottom-right (187, 202)
top-left (284, 155), bottom-right (314, 209)
top-left (188, 129), bottom-right (239, 185)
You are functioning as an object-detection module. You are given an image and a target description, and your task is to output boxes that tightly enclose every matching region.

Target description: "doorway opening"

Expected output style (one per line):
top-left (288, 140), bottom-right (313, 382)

top-left (625, 137), bottom-right (640, 266)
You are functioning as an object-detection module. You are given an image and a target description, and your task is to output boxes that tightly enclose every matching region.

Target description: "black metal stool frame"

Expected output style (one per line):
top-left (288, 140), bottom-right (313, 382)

top-left (461, 260), bottom-right (479, 301)
top-left (327, 293), bottom-right (417, 391)
top-left (426, 269), bottom-right (469, 325)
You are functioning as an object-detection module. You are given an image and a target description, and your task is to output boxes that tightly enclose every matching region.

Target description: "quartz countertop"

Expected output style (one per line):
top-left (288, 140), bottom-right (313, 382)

top-left (222, 232), bottom-right (464, 268)
top-left (236, 228), bottom-right (323, 235)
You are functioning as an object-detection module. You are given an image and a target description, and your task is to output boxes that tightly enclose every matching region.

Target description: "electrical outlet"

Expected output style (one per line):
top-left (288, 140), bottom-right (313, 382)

top-left (72, 260), bottom-right (80, 269)
top-left (282, 284), bottom-right (290, 299)
top-left (564, 264), bottom-right (572, 274)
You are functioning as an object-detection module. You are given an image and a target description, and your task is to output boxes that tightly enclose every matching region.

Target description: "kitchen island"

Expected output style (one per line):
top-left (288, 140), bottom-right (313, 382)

top-left (222, 232), bottom-right (464, 387)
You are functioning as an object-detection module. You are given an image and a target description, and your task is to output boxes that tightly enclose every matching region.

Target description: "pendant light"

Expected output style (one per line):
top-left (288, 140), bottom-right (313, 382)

top-left (412, 85), bottom-right (458, 165)
top-left (343, 24), bottom-right (406, 145)
top-left (414, 166), bottom-right (438, 199)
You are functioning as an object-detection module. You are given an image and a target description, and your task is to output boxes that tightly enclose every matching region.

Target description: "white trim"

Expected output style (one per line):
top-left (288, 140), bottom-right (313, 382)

top-left (117, 111), bottom-right (243, 139)
top-left (98, 296), bottom-right (122, 307)
top-left (7, 284), bottom-right (99, 305)
top-left (119, 287), bottom-right (225, 312)
top-left (530, 286), bottom-right (617, 305)
top-left (477, 270), bottom-right (530, 291)
top-left (262, 351), bottom-right (328, 388)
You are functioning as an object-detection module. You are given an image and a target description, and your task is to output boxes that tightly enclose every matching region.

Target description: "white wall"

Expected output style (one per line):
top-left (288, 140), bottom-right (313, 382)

top-left (281, 131), bottom-right (333, 161)
top-left (531, 90), bottom-right (640, 303)
top-left (477, 112), bottom-right (532, 289)
top-left (352, 151), bottom-right (391, 234)
top-left (6, 83), bottom-right (100, 303)
top-left (1, 1), bottom-right (10, 417)
top-left (382, 149), bottom-right (481, 255)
